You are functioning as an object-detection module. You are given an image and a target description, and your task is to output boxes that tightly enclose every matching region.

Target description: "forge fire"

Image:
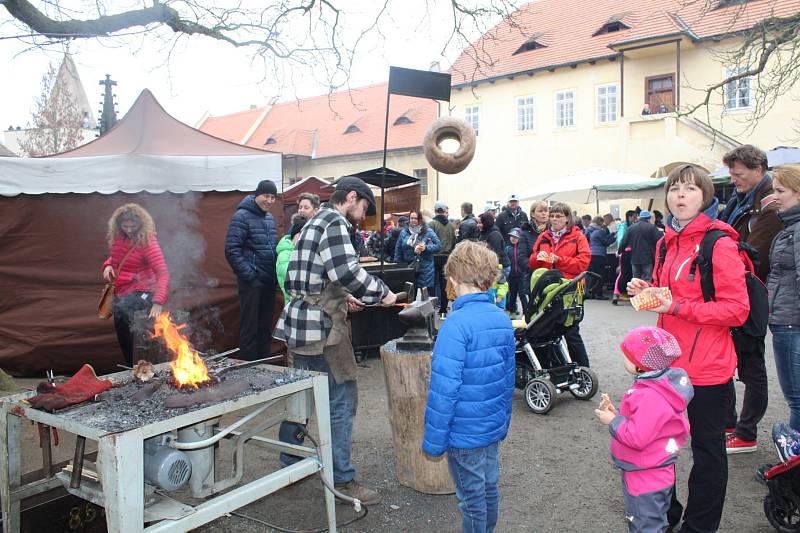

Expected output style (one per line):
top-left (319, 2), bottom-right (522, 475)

top-left (153, 312), bottom-right (210, 388)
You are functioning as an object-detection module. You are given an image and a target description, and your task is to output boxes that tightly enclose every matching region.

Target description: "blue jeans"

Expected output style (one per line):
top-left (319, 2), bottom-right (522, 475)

top-left (447, 442), bottom-right (500, 533)
top-left (280, 353), bottom-right (358, 484)
top-left (771, 324), bottom-right (800, 431)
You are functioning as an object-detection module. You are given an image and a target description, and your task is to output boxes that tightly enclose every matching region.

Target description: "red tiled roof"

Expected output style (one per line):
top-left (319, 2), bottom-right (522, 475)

top-left (450, 0), bottom-right (800, 85)
top-left (199, 83), bottom-right (437, 158)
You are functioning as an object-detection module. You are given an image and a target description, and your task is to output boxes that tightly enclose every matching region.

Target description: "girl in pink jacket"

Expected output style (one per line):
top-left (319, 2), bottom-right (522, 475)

top-left (595, 327), bottom-right (693, 533)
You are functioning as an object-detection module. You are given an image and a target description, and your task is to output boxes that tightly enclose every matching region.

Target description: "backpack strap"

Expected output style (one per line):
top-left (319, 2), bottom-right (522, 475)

top-left (692, 229), bottom-right (728, 303)
top-left (655, 238), bottom-right (667, 282)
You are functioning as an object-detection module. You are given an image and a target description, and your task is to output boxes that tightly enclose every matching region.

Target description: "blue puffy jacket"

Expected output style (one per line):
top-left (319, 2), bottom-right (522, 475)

top-left (224, 195), bottom-right (279, 284)
top-left (393, 225), bottom-right (441, 289)
top-left (422, 293), bottom-right (516, 456)
top-left (586, 223), bottom-right (615, 257)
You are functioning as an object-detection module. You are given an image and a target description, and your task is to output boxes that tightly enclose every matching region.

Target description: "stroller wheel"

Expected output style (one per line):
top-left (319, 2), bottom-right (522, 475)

top-left (524, 378), bottom-right (556, 414)
top-left (764, 494), bottom-right (800, 532)
top-left (569, 367), bottom-right (599, 400)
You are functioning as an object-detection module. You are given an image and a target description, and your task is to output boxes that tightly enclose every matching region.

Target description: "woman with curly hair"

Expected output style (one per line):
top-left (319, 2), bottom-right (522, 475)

top-left (102, 203), bottom-right (170, 365)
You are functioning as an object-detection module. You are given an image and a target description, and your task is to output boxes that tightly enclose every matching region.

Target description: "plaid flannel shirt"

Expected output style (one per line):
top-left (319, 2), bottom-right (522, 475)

top-left (273, 207), bottom-right (389, 348)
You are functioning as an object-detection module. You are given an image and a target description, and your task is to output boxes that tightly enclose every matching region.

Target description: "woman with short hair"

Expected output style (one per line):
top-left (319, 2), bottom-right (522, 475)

top-left (627, 164), bottom-right (749, 532)
top-left (394, 209), bottom-right (442, 294)
top-left (102, 203), bottom-right (170, 366)
top-left (529, 202), bottom-right (591, 366)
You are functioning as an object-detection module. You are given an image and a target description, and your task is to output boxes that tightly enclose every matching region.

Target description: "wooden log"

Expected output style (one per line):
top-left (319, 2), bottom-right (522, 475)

top-left (379, 344), bottom-right (454, 495)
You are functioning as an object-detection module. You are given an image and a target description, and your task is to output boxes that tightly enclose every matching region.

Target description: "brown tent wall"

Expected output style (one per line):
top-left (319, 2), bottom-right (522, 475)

top-left (0, 192), bottom-right (285, 376)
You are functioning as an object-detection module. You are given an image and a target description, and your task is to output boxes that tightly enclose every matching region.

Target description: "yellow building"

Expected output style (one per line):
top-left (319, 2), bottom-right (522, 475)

top-left (445, 0), bottom-right (800, 213)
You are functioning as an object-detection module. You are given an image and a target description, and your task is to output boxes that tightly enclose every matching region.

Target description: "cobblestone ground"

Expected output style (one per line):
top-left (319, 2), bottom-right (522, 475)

top-left (200, 299), bottom-right (781, 532)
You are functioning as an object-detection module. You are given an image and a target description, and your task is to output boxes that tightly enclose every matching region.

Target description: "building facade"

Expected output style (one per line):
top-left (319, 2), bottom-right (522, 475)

top-left (444, 0), bottom-right (800, 211)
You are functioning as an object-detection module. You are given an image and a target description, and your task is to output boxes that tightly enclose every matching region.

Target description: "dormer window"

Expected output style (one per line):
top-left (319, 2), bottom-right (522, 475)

top-left (265, 137), bottom-right (277, 145)
top-left (344, 124), bottom-right (361, 134)
top-left (594, 18), bottom-right (631, 36)
top-left (393, 115), bottom-right (413, 125)
top-left (513, 33), bottom-right (547, 55)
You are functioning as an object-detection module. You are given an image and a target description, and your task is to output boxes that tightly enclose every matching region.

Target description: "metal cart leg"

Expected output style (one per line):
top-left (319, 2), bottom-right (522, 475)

top-left (99, 432), bottom-right (144, 533)
top-left (312, 375), bottom-right (337, 533)
top-left (0, 413), bottom-right (21, 533)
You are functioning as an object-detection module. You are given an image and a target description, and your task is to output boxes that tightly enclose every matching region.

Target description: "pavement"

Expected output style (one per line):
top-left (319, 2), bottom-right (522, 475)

top-left (3, 299), bottom-right (783, 532)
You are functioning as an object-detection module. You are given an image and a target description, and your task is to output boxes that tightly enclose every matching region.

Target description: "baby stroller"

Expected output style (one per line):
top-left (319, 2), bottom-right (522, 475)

top-left (761, 422), bottom-right (800, 531)
top-left (514, 269), bottom-right (599, 414)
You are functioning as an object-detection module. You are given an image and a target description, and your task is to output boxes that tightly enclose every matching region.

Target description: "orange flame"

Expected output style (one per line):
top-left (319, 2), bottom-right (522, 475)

top-left (153, 312), bottom-right (209, 388)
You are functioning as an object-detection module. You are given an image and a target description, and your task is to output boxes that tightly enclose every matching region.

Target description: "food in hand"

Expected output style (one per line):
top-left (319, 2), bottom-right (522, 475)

top-left (598, 392), bottom-right (611, 410)
top-left (631, 287), bottom-right (673, 311)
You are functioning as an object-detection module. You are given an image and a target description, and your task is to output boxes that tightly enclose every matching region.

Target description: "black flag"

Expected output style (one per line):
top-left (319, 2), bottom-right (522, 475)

top-left (388, 66), bottom-right (451, 102)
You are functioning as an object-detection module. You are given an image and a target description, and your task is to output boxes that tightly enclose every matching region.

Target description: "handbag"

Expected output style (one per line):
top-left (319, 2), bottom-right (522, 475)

top-left (98, 245), bottom-right (135, 319)
top-left (409, 256), bottom-right (422, 274)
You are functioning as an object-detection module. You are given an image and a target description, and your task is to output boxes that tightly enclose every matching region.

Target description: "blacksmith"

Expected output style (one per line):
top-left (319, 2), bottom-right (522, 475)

top-left (274, 176), bottom-right (397, 505)
top-left (224, 179), bottom-right (279, 361)
top-left (721, 145), bottom-right (783, 454)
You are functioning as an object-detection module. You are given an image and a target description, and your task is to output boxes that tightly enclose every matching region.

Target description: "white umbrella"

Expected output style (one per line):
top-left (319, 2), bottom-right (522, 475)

top-left (519, 168), bottom-right (654, 211)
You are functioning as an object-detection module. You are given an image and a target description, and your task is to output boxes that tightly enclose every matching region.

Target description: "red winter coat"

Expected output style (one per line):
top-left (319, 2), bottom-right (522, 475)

top-left (103, 235), bottom-right (170, 305)
top-left (652, 212), bottom-right (749, 386)
top-left (529, 225), bottom-right (591, 279)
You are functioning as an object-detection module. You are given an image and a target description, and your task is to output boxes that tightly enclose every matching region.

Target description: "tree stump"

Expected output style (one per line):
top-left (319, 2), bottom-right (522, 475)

top-left (132, 310), bottom-right (189, 364)
top-left (380, 341), bottom-right (454, 495)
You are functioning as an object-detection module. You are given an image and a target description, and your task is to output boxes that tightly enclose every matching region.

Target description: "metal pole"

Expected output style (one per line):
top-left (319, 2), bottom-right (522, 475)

top-left (379, 86), bottom-right (392, 276)
top-left (70, 436), bottom-right (86, 489)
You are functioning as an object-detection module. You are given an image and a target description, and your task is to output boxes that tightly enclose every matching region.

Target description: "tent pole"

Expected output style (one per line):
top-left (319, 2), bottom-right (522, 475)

top-left (594, 187), bottom-right (600, 215)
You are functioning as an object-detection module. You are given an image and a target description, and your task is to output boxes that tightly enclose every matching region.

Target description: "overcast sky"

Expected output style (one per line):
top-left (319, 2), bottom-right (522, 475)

top-left (0, 2), bottom-right (506, 132)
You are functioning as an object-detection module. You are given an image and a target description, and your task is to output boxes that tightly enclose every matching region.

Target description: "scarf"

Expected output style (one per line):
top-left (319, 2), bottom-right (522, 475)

top-left (550, 227), bottom-right (568, 246)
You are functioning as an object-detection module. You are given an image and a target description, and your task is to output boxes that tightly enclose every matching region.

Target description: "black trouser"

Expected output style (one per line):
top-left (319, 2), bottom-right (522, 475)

top-left (588, 255), bottom-right (607, 297)
top-left (669, 382), bottom-right (732, 533)
top-left (237, 279), bottom-right (276, 361)
top-left (433, 254), bottom-right (449, 313)
top-left (564, 323), bottom-right (589, 367)
top-left (725, 332), bottom-right (768, 442)
top-left (112, 291), bottom-right (153, 366)
top-left (604, 253), bottom-right (617, 289)
top-left (506, 274), bottom-right (530, 315)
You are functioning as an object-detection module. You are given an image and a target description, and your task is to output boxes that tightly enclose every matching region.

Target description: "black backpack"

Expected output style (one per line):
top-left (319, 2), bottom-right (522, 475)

top-left (656, 229), bottom-right (768, 337)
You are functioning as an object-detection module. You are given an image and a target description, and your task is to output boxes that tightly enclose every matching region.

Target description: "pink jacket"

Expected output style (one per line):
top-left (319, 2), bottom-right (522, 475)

top-left (609, 368), bottom-right (693, 496)
top-left (103, 235), bottom-right (170, 305)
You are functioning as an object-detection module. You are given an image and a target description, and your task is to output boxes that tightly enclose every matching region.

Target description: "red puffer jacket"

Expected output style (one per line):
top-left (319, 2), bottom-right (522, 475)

top-left (529, 225), bottom-right (590, 279)
top-left (103, 235), bottom-right (170, 305)
top-left (653, 212), bottom-right (749, 386)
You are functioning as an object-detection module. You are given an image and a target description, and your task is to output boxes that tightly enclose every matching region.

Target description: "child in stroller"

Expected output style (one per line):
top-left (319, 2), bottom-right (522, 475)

top-left (514, 268), bottom-right (599, 414)
top-left (759, 422), bottom-right (800, 531)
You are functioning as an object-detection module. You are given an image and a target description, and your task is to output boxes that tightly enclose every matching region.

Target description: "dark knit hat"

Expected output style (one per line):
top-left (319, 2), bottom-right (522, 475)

top-left (255, 180), bottom-right (278, 196)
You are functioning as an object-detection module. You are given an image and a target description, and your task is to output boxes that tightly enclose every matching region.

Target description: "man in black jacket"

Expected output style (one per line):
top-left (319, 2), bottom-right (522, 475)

top-left (620, 210), bottom-right (661, 282)
top-left (224, 180), bottom-right (280, 360)
top-left (496, 194), bottom-right (529, 245)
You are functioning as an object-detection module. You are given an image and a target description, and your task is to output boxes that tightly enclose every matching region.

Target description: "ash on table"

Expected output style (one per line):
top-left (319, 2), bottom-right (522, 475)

top-left (57, 367), bottom-right (310, 434)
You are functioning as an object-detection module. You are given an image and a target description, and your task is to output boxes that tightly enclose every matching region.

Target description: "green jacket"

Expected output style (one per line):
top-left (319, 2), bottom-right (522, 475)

top-left (428, 215), bottom-right (456, 254)
top-left (276, 234), bottom-right (295, 302)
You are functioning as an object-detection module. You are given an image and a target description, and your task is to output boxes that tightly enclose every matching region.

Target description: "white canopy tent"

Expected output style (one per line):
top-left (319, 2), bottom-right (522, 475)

top-left (519, 168), bottom-right (655, 207)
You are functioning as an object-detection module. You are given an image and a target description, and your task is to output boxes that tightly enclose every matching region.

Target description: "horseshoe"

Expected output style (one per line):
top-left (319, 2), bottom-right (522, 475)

top-left (423, 116), bottom-right (476, 174)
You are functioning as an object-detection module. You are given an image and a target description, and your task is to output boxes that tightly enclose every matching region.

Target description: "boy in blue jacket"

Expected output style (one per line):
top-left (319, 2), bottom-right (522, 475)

top-left (422, 240), bottom-right (516, 533)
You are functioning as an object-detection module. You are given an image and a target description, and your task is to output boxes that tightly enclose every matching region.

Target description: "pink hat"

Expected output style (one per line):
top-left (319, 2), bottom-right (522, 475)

top-left (620, 327), bottom-right (681, 371)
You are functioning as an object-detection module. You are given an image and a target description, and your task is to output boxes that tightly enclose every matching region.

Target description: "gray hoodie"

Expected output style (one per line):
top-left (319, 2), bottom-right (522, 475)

top-left (767, 204), bottom-right (800, 326)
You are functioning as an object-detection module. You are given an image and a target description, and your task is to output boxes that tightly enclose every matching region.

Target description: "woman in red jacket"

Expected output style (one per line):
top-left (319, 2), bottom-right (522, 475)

top-left (529, 202), bottom-right (591, 366)
top-left (628, 165), bottom-right (749, 532)
top-left (102, 204), bottom-right (170, 365)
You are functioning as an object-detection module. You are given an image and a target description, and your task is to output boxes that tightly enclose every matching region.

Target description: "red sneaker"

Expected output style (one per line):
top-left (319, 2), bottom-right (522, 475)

top-left (726, 434), bottom-right (757, 454)
top-left (725, 427), bottom-right (736, 435)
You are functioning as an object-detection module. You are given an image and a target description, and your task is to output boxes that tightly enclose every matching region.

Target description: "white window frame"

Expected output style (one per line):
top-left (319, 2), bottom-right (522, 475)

top-left (554, 89), bottom-right (576, 128)
top-left (596, 83), bottom-right (619, 124)
top-left (516, 95), bottom-right (536, 132)
top-left (464, 105), bottom-right (480, 136)
top-left (724, 67), bottom-right (752, 111)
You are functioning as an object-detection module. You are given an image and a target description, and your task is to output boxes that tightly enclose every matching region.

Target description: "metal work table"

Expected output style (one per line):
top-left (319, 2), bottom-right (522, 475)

top-left (0, 364), bottom-right (337, 532)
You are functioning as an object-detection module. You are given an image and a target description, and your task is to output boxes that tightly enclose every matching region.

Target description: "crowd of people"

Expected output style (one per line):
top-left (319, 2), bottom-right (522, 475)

top-left (97, 143), bottom-right (800, 532)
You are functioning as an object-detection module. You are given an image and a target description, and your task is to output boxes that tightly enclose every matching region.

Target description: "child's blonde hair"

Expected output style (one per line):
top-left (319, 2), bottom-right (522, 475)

top-left (445, 240), bottom-right (499, 291)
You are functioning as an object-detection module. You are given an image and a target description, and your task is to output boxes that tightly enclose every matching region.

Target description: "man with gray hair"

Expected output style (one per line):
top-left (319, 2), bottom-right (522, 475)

top-left (428, 201), bottom-right (456, 316)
